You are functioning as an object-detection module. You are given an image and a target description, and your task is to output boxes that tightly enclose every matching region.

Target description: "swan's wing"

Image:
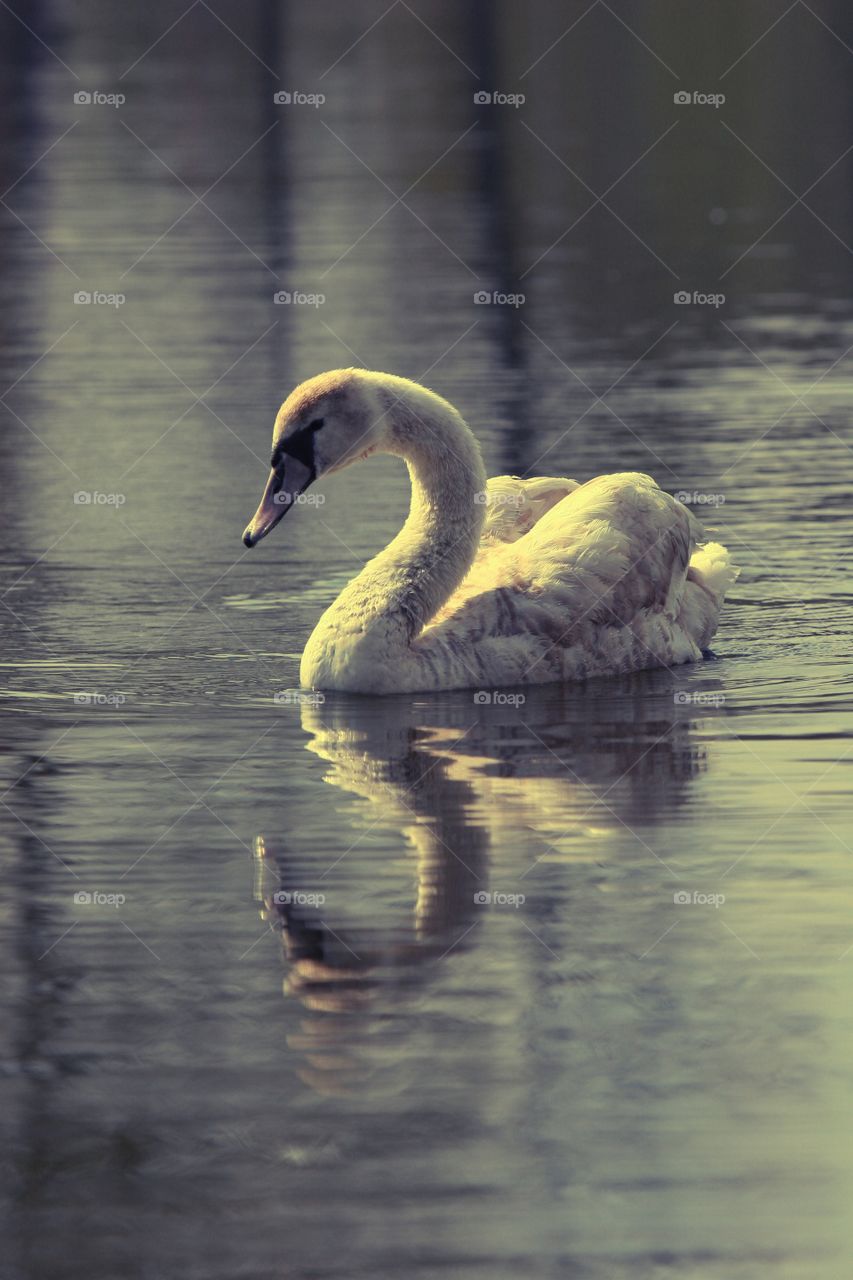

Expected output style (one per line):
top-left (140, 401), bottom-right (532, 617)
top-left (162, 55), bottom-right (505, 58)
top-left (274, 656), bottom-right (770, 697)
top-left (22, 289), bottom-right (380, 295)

top-left (481, 475), bottom-right (580, 544)
top-left (519, 472), bottom-right (699, 622)
top-left (425, 476), bottom-right (577, 625)
top-left (427, 473), bottom-right (727, 655)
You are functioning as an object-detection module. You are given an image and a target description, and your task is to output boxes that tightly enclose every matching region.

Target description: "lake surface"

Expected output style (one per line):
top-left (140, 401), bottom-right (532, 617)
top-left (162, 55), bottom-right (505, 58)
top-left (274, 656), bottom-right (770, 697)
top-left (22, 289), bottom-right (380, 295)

top-left (1, 2), bottom-right (852, 1277)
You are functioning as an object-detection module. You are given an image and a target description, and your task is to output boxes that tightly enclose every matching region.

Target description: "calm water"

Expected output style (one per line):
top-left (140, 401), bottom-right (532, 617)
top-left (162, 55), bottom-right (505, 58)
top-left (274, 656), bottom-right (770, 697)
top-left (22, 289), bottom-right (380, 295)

top-left (1, 2), bottom-right (853, 1277)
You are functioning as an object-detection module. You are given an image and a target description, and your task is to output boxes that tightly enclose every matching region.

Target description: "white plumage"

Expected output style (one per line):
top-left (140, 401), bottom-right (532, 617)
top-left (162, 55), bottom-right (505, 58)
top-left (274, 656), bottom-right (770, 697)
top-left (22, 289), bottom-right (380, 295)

top-left (242, 369), bottom-right (737, 694)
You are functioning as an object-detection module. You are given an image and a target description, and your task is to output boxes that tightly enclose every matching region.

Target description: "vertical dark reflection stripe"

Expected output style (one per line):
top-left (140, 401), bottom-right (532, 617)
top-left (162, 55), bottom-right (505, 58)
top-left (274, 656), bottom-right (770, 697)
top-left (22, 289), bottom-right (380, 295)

top-left (464, 0), bottom-right (534, 475)
top-left (259, 0), bottom-right (290, 392)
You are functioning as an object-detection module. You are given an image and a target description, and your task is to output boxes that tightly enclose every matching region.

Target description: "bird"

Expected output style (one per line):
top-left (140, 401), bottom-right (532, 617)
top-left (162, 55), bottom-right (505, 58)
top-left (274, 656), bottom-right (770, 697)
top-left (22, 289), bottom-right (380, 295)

top-left (242, 369), bottom-right (736, 694)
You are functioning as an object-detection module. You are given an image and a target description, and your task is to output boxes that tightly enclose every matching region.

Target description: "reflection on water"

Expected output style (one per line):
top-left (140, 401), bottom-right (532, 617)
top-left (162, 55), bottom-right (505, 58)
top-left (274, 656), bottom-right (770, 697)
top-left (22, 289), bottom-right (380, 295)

top-left (2, 1), bottom-right (853, 1277)
top-left (255, 689), bottom-right (704, 1094)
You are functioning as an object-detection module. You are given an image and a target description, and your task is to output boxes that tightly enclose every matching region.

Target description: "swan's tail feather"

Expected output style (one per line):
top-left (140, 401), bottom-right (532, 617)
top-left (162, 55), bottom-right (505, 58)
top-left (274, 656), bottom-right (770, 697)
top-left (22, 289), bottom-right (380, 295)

top-left (688, 540), bottom-right (739, 608)
top-left (682, 540), bottom-right (738, 651)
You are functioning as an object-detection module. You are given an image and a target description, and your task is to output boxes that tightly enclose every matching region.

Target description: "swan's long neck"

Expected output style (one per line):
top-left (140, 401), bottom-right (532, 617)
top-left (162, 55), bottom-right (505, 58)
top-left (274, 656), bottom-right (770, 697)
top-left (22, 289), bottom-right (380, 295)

top-left (300, 380), bottom-right (487, 692)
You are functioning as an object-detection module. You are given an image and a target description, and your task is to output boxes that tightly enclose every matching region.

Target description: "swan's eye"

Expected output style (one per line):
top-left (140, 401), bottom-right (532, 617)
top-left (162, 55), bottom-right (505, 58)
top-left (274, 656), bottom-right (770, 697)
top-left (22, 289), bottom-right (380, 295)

top-left (307, 418), bottom-right (324, 430)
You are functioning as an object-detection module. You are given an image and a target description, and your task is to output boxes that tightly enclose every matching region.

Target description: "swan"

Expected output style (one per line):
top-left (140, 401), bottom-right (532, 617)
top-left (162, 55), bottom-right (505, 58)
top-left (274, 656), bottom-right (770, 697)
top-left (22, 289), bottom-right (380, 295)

top-left (242, 369), bottom-right (736, 694)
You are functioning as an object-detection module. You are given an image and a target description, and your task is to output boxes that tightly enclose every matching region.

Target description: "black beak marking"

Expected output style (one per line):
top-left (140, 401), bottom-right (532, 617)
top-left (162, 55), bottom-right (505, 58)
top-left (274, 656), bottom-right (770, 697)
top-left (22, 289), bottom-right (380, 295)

top-left (272, 419), bottom-right (324, 477)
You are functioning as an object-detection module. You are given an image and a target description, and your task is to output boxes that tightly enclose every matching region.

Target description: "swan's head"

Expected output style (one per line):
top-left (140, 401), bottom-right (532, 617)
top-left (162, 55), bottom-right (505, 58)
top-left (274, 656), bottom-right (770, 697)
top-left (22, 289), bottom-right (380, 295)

top-left (242, 368), bottom-right (384, 547)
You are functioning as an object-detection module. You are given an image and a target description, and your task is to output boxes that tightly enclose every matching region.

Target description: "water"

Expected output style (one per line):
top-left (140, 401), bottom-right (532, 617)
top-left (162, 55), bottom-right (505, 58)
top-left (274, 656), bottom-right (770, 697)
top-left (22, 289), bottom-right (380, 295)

top-left (1, 2), bottom-right (852, 1277)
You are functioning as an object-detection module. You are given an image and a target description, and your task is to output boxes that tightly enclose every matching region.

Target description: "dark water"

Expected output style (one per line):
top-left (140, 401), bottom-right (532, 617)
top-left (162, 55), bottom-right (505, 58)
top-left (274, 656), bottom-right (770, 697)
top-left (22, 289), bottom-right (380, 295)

top-left (1, 2), bottom-right (853, 1277)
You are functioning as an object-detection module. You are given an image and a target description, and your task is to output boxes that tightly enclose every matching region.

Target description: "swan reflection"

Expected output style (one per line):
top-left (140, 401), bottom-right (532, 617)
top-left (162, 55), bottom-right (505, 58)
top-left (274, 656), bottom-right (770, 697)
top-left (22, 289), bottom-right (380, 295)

top-left (253, 680), bottom-right (714, 1092)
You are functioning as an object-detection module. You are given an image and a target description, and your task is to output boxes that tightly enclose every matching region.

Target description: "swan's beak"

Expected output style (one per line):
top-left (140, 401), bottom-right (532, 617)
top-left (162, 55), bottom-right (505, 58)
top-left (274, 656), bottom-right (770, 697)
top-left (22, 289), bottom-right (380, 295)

top-left (242, 457), bottom-right (314, 547)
